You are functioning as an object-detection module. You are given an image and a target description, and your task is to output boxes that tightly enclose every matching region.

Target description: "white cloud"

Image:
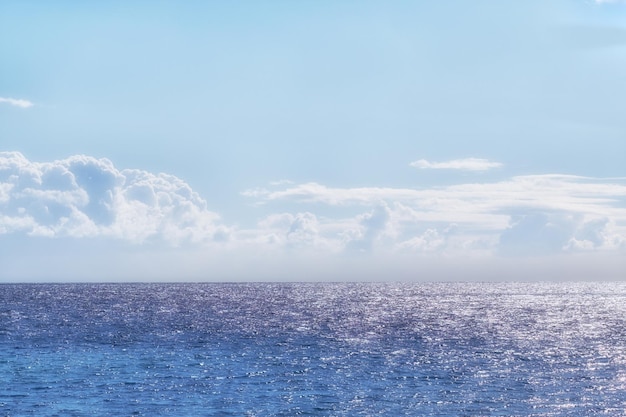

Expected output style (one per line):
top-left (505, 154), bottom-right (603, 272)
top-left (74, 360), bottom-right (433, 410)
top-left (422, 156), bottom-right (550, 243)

top-left (3, 151), bottom-right (626, 277)
top-left (244, 175), bottom-right (626, 257)
top-left (242, 182), bottom-right (421, 205)
top-left (245, 175), bottom-right (626, 216)
top-left (0, 97), bottom-right (34, 108)
top-left (344, 204), bottom-right (392, 253)
top-left (0, 152), bottom-right (226, 245)
top-left (410, 158), bottom-right (503, 171)
top-left (395, 229), bottom-right (446, 252)
top-left (248, 212), bottom-right (344, 254)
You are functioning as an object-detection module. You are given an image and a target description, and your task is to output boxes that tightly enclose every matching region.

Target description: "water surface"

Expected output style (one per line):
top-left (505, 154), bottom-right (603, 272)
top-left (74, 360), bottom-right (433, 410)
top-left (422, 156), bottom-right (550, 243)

top-left (1, 282), bottom-right (625, 416)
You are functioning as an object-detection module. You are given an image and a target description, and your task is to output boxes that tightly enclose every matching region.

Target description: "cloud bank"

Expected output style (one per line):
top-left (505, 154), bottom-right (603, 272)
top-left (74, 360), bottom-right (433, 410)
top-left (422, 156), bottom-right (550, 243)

top-left (410, 158), bottom-right (503, 171)
top-left (0, 97), bottom-right (34, 108)
top-left (243, 175), bottom-right (626, 258)
top-left (2, 152), bottom-right (625, 281)
top-left (0, 152), bottom-right (225, 245)
top-left (3, 152), bottom-right (624, 257)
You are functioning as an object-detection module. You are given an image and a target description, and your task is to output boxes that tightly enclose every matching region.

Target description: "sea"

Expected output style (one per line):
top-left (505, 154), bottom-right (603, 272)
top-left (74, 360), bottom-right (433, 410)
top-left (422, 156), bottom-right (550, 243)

top-left (1, 282), bottom-right (625, 416)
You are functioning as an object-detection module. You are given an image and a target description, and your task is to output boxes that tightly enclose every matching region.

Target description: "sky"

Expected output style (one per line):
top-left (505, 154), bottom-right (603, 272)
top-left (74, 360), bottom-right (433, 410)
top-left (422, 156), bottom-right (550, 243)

top-left (1, 0), bottom-right (625, 281)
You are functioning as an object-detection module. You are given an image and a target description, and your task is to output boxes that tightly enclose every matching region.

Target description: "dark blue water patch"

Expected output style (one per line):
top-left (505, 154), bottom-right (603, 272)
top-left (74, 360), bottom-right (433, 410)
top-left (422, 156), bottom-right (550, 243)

top-left (1, 282), bottom-right (625, 416)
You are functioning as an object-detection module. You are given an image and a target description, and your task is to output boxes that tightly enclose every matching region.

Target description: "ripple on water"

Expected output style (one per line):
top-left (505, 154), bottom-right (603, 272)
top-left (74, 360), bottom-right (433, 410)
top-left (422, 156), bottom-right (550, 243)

top-left (0, 282), bottom-right (625, 415)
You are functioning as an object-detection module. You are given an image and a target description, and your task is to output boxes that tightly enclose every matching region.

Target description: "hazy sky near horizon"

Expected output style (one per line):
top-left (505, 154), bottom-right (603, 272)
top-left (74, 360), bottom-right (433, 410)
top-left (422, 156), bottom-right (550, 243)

top-left (1, 0), bottom-right (625, 281)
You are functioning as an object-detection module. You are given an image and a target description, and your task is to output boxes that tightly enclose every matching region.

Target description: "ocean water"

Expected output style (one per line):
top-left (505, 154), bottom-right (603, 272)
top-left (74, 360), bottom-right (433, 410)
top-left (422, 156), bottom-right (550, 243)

top-left (1, 283), bottom-right (625, 416)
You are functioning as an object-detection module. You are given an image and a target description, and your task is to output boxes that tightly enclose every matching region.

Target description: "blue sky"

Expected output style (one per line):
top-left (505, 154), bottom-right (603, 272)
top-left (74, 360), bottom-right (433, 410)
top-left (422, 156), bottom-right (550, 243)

top-left (1, 0), bottom-right (625, 281)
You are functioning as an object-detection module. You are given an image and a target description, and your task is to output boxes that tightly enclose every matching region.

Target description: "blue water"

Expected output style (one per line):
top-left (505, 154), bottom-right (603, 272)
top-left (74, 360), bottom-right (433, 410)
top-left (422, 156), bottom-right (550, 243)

top-left (1, 283), bottom-right (625, 416)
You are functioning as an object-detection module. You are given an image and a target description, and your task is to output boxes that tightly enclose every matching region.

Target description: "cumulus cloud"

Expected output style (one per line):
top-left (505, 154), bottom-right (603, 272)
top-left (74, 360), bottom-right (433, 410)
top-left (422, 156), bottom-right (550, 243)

top-left (498, 211), bottom-right (580, 256)
top-left (395, 229), bottom-right (446, 252)
top-left (344, 204), bottom-right (392, 253)
top-left (0, 152), bottom-right (226, 245)
top-left (249, 212), bottom-right (344, 254)
top-left (0, 97), bottom-right (34, 108)
top-left (410, 158), bottom-right (503, 171)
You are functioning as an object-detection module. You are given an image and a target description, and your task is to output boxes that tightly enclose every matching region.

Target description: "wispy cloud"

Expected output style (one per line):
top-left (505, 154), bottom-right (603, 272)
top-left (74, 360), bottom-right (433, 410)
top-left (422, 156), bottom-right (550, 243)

top-left (410, 158), bottom-right (503, 171)
top-left (245, 175), bottom-right (626, 216)
top-left (0, 97), bottom-right (34, 108)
